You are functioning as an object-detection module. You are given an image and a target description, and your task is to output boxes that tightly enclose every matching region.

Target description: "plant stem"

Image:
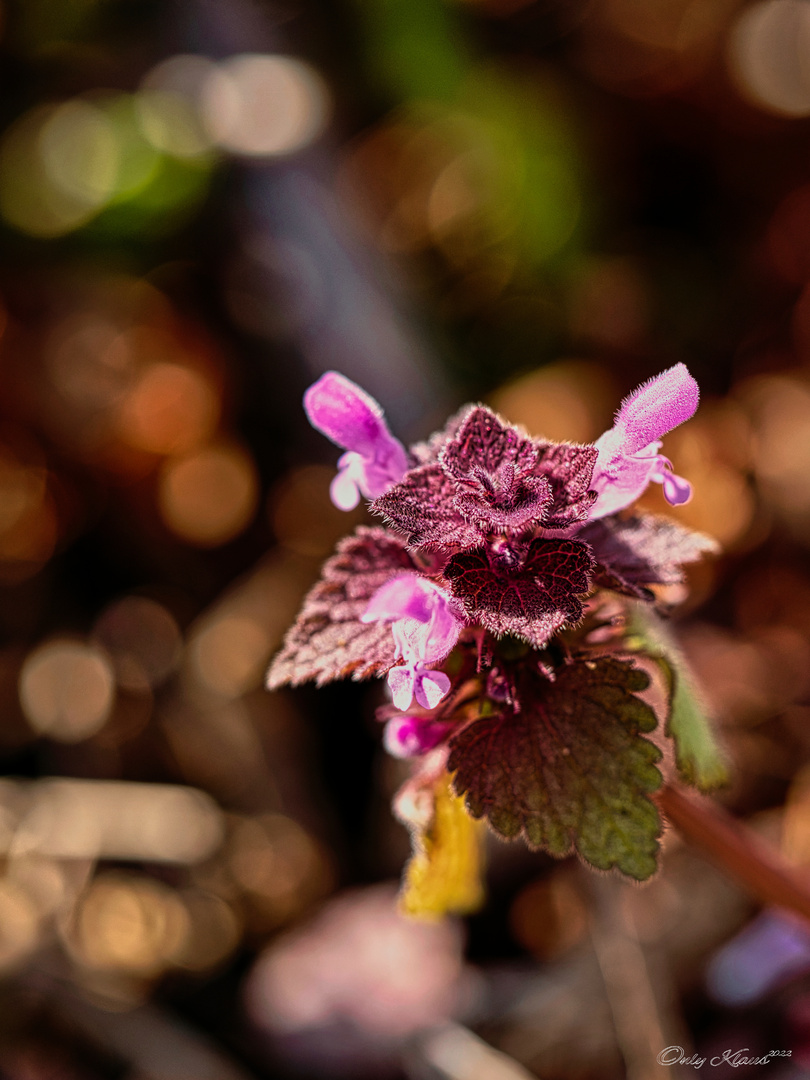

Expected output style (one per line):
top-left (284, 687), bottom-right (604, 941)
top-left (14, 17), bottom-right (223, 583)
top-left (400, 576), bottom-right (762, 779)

top-left (657, 784), bottom-right (810, 924)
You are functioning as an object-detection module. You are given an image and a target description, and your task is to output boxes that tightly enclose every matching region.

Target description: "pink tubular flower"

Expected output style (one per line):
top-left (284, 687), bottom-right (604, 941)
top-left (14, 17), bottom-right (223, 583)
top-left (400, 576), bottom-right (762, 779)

top-left (383, 715), bottom-right (449, 758)
top-left (362, 573), bottom-right (463, 711)
top-left (304, 372), bottom-right (409, 510)
top-left (588, 363), bottom-right (699, 520)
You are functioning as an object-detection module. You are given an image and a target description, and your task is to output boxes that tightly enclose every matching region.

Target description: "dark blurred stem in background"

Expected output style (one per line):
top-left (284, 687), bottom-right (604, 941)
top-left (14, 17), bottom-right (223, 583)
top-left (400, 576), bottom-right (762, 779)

top-left (588, 874), bottom-right (685, 1080)
top-left (658, 784), bottom-right (810, 926)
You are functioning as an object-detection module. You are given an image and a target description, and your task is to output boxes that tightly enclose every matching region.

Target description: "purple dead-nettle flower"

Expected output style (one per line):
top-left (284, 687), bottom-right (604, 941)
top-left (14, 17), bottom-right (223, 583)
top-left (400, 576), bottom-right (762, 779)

top-left (268, 366), bottom-right (719, 894)
top-left (373, 407), bottom-right (598, 650)
top-left (383, 715), bottom-right (450, 758)
top-left (589, 363), bottom-right (699, 520)
top-left (362, 573), bottom-right (464, 710)
top-left (304, 372), bottom-right (409, 510)
top-left (275, 366), bottom-right (706, 698)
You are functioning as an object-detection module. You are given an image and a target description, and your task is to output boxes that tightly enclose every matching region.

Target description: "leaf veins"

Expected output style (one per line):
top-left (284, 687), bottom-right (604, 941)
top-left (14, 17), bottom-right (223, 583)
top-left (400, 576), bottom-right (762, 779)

top-left (579, 513), bottom-right (719, 600)
top-left (266, 527), bottom-right (416, 688)
top-left (444, 538), bottom-right (594, 649)
top-left (372, 464), bottom-right (483, 550)
top-left (448, 657), bottom-right (663, 880)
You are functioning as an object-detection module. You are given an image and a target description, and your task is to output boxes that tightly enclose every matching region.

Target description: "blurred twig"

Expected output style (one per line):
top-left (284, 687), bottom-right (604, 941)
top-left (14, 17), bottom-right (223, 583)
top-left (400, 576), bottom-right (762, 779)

top-left (409, 1022), bottom-right (537, 1080)
top-left (588, 875), bottom-right (685, 1080)
top-left (47, 978), bottom-right (257, 1080)
top-left (658, 783), bottom-right (810, 925)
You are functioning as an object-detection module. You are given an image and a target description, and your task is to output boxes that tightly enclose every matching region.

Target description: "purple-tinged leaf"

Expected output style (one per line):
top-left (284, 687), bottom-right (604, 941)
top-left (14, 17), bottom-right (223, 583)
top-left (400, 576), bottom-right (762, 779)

top-left (453, 470), bottom-right (553, 534)
top-left (266, 527), bottom-right (417, 688)
top-left (372, 464), bottom-right (482, 549)
top-left (376, 406), bottom-right (600, 547)
top-left (533, 441), bottom-right (599, 527)
top-left (448, 657), bottom-right (662, 880)
top-left (444, 538), bottom-right (594, 649)
top-left (440, 408), bottom-right (554, 535)
top-left (438, 408), bottom-right (598, 532)
top-left (440, 406), bottom-right (540, 479)
top-left (579, 514), bottom-right (718, 600)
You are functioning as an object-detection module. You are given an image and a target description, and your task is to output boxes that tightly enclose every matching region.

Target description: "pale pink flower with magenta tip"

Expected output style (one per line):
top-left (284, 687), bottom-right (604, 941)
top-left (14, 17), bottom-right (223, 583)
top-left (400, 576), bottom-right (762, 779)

top-left (387, 665), bottom-right (451, 711)
top-left (362, 572), bottom-right (463, 711)
top-left (383, 715), bottom-right (450, 758)
top-left (304, 372), bottom-right (409, 510)
top-left (589, 363), bottom-right (699, 520)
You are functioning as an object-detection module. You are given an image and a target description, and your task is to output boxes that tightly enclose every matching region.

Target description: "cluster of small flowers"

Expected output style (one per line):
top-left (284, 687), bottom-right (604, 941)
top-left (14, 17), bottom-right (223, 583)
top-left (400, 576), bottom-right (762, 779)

top-left (280, 364), bottom-right (699, 758)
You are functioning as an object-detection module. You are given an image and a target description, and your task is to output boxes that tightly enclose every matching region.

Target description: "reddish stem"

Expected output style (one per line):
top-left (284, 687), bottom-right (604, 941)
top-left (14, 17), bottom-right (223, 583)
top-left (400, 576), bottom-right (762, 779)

top-left (657, 784), bottom-right (810, 925)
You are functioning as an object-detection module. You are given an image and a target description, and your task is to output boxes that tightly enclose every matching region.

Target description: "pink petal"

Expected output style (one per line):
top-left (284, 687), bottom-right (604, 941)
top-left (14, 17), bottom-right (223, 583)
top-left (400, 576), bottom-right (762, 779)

top-left (362, 577), bottom-right (463, 666)
top-left (361, 573), bottom-right (435, 624)
top-left (329, 464), bottom-right (361, 511)
top-left (387, 666), bottom-right (415, 710)
top-left (587, 451), bottom-right (658, 520)
top-left (304, 372), bottom-right (390, 458)
top-left (613, 364), bottom-right (699, 455)
top-left (303, 373), bottom-right (409, 500)
top-left (414, 669), bottom-right (451, 709)
top-left (661, 471), bottom-right (692, 506)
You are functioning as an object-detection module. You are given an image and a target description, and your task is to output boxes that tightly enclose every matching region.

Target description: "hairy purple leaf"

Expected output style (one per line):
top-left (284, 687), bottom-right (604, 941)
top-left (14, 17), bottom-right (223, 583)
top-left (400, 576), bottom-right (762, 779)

top-left (440, 406), bottom-right (540, 480)
top-left (444, 538), bottom-right (594, 649)
top-left (534, 441), bottom-right (599, 527)
top-left (453, 469), bottom-right (553, 534)
top-left (441, 409), bottom-right (552, 532)
top-left (266, 527), bottom-right (416, 688)
top-left (372, 464), bottom-right (482, 549)
top-left (579, 514), bottom-right (718, 599)
top-left (448, 657), bottom-right (662, 879)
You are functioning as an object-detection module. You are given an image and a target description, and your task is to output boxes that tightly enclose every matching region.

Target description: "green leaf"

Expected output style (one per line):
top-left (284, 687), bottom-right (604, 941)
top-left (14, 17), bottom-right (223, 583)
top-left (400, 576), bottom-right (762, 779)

top-left (447, 657), bottom-right (663, 881)
top-left (626, 604), bottom-right (728, 792)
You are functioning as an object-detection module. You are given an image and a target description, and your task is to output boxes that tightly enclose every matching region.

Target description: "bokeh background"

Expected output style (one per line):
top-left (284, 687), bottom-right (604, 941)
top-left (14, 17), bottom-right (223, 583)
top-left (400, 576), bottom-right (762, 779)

top-left (2, 0), bottom-right (810, 1077)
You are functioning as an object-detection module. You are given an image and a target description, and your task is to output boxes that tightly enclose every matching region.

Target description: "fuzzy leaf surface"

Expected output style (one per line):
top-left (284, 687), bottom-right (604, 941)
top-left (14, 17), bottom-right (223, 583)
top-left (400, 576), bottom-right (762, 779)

top-left (453, 474), bottom-right (552, 535)
top-left (266, 527), bottom-right (416, 688)
top-left (440, 409), bottom-right (552, 534)
top-left (579, 514), bottom-right (718, 599)
top-left (448, 657), bottom-right (663, 879)
top-left (372, 464), bottom-right (482, 549)
top-left (444, 538), bottom-right (594, 649)
top-left (439, 406), bottom-right (539, 482)
top-left (533, 441), bottom-right (599, 527)
top-left (439, 408), bottom-right (598, 532)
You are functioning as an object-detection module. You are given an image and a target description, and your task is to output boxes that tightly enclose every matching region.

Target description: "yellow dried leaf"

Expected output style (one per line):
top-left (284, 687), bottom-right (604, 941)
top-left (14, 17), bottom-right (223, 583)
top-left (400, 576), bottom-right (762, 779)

top-left (400, 775), bottom-right (485, 919)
